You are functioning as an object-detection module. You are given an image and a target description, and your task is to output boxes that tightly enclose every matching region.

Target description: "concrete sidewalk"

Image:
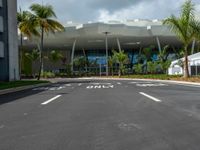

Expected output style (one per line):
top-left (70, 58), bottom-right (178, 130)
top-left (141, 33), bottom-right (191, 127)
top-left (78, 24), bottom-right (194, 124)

top-left (45, 77), bottom-right (200, 86)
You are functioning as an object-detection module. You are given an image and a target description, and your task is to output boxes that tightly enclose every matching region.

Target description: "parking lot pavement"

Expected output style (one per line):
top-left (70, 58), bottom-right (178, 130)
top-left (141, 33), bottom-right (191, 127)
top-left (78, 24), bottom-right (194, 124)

top-left (0, 79), bottom-right (200, 150)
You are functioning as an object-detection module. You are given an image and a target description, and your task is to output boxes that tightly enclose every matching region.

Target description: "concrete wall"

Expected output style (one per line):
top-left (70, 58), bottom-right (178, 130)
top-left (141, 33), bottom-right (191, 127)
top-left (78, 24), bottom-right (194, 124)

top-left (7, 0), bottom-right (19, 81)
top-left (0, 0), bottom-right (19, 81)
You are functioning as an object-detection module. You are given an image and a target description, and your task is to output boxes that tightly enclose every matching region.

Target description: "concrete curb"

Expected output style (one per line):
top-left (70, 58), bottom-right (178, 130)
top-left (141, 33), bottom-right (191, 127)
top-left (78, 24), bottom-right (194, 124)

top-left (0, 83), bottom-right (52, 95)
top-left (77, 77), bottom-right (200, 86)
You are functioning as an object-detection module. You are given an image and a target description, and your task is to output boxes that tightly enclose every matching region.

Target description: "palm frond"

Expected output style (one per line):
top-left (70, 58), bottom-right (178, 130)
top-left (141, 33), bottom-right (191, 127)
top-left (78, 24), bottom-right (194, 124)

top-left (181, 0), bottom-right (195, 22)
top-left (30, 4), bottom-right (56, 19)
top-left (46, 19), bottom-right (65, 32)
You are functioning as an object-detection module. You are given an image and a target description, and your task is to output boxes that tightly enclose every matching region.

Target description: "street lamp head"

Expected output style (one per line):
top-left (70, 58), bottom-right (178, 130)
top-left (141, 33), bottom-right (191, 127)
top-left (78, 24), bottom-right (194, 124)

top-left (102, 31), bottom-right (111, 35)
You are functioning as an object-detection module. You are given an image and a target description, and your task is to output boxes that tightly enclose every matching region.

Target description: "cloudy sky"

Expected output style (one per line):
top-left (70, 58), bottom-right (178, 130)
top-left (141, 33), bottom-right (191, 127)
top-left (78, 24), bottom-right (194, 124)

top-left (17, 0), bottom-right (200, 24)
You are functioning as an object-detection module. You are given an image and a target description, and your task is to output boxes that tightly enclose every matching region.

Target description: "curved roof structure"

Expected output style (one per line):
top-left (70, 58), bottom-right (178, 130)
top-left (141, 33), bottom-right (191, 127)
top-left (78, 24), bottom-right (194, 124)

top-left (22, 19), bottom-right (182, 51)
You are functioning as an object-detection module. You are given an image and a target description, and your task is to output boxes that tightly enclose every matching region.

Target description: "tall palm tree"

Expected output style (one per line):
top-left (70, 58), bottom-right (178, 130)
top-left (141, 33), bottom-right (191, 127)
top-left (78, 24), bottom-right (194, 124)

top-left (163, 0), bottom-right (196, 78)
top-left (17, 9), bottom-right (39, 79)
top-left (30, 4), bottom-right (65, 80)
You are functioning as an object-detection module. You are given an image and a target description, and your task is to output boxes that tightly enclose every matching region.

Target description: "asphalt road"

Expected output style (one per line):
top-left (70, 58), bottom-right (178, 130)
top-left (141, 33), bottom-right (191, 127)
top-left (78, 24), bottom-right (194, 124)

top-left (0, 79), bottom-right (200, 150)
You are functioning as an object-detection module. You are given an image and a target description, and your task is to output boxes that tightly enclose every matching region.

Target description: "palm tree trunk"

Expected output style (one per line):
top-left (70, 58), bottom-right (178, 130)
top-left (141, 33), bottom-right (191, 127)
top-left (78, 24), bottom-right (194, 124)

top-left (37, 27), bottom-right (44, 80)
top-left (184, 45), bottom-right (190, 78)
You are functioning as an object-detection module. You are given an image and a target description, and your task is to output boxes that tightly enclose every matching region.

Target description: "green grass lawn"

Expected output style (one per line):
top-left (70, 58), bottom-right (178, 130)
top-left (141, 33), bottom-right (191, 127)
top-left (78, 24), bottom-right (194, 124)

top-left (111, 74), bottom-right (200, 82)
top-left (0, 80), bottom-right (49, 90)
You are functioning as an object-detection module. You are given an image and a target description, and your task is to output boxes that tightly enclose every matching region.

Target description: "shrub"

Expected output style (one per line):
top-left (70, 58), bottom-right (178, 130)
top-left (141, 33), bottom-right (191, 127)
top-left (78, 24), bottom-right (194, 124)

top-left (147, 61), bottom-right (157, 74)
top-left (134, 64), bottom-right (143, 74)
top-left (41, 71), bottom-right (55, 78)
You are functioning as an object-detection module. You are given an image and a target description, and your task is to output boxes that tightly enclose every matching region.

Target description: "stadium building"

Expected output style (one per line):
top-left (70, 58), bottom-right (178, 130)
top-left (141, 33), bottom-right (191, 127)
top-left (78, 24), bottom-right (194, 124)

top-left (22, 19), bottom-right (197, 75)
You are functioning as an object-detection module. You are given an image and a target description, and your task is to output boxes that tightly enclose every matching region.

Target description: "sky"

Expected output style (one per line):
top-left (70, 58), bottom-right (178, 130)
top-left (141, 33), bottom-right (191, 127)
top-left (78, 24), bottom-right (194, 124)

top-left (17, 0), bottom-right (200, 24)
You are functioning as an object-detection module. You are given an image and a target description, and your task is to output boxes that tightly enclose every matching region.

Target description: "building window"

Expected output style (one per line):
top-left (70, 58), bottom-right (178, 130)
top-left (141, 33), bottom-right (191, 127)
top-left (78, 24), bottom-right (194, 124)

top-left (0, 41), bottom-right (4, 58)
top-left (0, 16), bottom-right (3, 32)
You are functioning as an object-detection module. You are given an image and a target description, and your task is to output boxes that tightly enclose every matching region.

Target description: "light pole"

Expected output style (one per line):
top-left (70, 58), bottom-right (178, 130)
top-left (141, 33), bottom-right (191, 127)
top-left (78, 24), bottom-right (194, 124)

top-left (102, 31), bottom-right (110, 76)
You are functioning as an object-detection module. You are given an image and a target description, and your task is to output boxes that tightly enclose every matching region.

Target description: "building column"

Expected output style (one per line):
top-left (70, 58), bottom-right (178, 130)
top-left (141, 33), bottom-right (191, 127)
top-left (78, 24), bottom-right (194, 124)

top-left (71, 39), bottom-right (77, 72)
top-left (156, 37), bottom-right (161, 53)
top-left (116, 38), bottom-right (122, 52)
top-left (191, 39), bottom-right (196, 54)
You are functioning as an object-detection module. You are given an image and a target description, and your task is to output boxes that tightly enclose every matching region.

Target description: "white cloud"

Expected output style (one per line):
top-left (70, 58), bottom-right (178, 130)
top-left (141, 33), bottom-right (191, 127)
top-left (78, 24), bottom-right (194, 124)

top-left (17, 0), bottom-right (200, 23)
top-left (97, 0), bottom-right (195, 22)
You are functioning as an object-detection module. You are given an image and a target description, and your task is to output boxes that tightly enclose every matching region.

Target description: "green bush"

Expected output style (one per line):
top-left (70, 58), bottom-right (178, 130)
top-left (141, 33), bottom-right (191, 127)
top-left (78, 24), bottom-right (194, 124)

top-left (147, 61), bottom-right (157, 74)
top-left (41, 71), bottom-right (55, 78)
top-left (159, 60), bottom-right (171, 74)
top-left (134, 64), bottom-right (143, 74)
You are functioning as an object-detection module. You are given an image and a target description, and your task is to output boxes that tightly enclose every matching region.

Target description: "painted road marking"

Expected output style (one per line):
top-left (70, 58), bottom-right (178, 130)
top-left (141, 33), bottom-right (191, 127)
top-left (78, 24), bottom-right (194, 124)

top-left (57, 86), bottom-right (65, 90)
top-left (86, 85), bottom-right (114, 89)
top-left (90, 82), bottom-right (111, 85)
top-left (78, 83), bottom-right (82, 86)
top-left (65, 84), bottom-right (71, 86)
top-left (136, 83), bottom-right (167, 87)
top-left (117, 82), bottom-right (121, 85)
top-left (139, 92), bottom-right (162, 102)
top-left (33, 86), bottom-right (66, 91)
top-left (41, 95), bottom-right (62, 105)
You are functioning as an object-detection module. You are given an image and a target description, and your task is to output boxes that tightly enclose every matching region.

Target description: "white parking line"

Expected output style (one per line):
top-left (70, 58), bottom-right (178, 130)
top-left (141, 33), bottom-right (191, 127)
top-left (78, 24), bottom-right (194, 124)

top-left (57, 86), bottom-right (65, 90)
top-left (41, 95), bottom-right (62, 105)
top-left (139, 92), bottom-right (162, 102)
top-left (117, 82), bottom-right (121, 85)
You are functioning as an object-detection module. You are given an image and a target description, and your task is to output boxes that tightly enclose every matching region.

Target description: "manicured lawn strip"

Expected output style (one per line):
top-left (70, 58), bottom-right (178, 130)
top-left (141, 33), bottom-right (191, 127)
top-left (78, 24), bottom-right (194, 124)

top-left (121, 74), bottom-right (182, 80)
top-left (118, 74), bottom-right (200, 82)
top-left (0, 80), bottom-right (49, 90)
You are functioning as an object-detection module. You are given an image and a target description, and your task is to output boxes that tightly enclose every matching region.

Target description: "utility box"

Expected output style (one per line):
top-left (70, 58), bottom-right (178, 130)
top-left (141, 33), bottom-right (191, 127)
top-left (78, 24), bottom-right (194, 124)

top-left (0, 41), bottom-right (4, 58)
top-left (0, 16), bottom-right (3, 32)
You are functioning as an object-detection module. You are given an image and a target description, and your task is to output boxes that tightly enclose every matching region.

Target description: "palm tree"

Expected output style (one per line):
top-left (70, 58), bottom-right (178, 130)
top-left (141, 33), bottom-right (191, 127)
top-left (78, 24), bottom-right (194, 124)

top-left (157, 45), bottom-right (171, 74)
top-left (163, 0), bottom-right (196, 78)
top-left (190, 20), bottom-right (200, 45)
top-left (73, 56), bottom-right (87, 72)
top-left (25, 49), bottom-right (40, 78)
top-left (17, 9), bottom-right (39, 79)
top-left (158, 45), bottom-right (169, 62)
top-left (49, 50), bottom-right (63, 63)
top-left (113, 50), bottom-right (129, 77)
top-left (25, 49), bottom-right (40, 62)
top-left (30, 3), bottom-right (65, 80)
top-left (108, 56), bottom-right (116, 76)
